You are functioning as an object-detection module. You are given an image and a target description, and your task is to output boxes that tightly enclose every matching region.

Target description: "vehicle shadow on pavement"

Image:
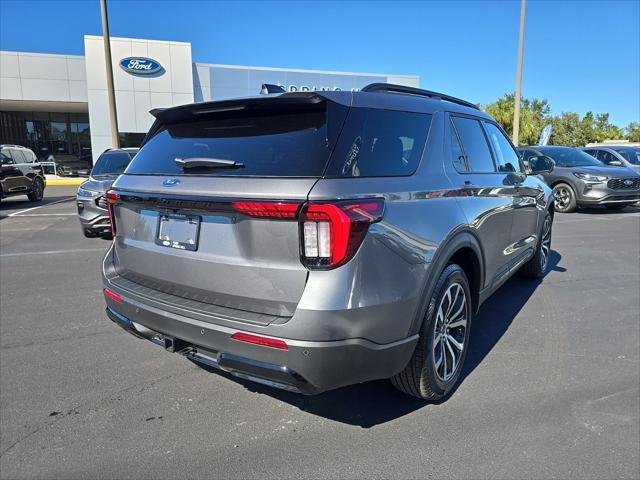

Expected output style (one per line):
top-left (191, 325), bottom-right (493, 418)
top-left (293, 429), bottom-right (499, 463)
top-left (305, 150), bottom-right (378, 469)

top-left (0, 195), bottom-right (74, 218)
top-left (209, 250), bottom-right (564, 428)
top-left (574, 205), bottom-right (640, 215)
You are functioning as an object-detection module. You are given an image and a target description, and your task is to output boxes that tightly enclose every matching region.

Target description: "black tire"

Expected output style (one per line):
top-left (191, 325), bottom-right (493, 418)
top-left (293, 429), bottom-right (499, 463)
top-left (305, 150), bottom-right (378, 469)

top-left (27, 178), bottom-right (44, 202)
top-left (605, 203), bottom-right (630, 211)
top-left (552, 182), bottom-right (577, 213)
top-left (520, 211), bottom-right (552, 278)
top-left (391, 264), bottom-right (472, 401)
top-left (83, 229), bottom-right (98, 238)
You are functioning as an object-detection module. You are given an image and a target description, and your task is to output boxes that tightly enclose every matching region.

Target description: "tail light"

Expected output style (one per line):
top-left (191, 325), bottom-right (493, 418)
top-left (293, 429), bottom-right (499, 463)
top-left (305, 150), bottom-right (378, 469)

top-left (231, 332), bottom-right (288, 350)
top-left (105, 190), bottom-right (120, 236)
top-left (103, 287), bottom-right (123, 303)
top-left (299, 199), bottom-right (384, 269)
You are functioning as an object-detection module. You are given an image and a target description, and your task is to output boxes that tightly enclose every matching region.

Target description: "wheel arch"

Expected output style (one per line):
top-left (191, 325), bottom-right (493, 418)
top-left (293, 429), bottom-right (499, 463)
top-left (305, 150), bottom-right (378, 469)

top-left (408, 229), bottom-right (485, 336)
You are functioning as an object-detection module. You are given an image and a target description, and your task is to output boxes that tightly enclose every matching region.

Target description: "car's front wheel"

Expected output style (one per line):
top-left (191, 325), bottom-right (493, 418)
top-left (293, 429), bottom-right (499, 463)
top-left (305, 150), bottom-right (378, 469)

top-left (520, 211), bottom-right (552, 278)
top-left (391, 264), bottom-right (472, 401)
top-left (27, 178), bottom-right (44, 202)
top-left (552, 183), bottom-right (577, 213)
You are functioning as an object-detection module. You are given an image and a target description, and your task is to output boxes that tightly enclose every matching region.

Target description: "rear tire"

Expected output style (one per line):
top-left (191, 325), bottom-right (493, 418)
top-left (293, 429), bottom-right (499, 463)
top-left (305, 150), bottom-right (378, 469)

top-left (605, 204), bottom-right (629, 211)
top-left (552, 183), bottom-right (577, 213)
top-left (391, 264), bottom-right (472, 401)
top-left (520, 211), bottom-right (552, 278)
top-left (27, 178), bottom-right (44, 202)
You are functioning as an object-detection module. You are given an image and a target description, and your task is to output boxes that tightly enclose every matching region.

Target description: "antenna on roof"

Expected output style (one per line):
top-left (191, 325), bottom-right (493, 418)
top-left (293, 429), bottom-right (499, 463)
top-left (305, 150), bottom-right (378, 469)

top-left (260, 84), bottom-right (286, 95)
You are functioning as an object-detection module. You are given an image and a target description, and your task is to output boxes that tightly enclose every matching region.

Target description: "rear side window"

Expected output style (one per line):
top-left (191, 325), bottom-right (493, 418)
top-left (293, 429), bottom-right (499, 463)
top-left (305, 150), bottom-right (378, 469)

top-left (126, 101), bottom-right (347, 177)
top-left (451, 116), bottom-right (495, 173)
top-left (483, 122), bottom-right (521, 173)
top-left (325, 109), bottom-right (432, 177)
top-left (92, 151), bottom-right (133, 176)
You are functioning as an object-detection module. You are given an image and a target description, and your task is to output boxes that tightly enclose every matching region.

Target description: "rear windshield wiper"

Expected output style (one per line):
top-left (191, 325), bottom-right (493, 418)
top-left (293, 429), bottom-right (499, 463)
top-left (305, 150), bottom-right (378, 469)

top-left (175, 157), bottom-right (245, 169)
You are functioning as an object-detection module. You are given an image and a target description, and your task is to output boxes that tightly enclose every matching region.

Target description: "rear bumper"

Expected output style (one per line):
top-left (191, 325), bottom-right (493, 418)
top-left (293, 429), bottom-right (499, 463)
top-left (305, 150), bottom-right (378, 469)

top-left (104, 293), bottom-right (418, 394)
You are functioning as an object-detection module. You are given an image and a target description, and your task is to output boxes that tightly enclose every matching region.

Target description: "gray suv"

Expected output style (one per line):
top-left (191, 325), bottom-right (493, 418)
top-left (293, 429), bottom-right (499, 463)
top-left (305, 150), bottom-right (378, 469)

top-left (519, 146), bottom-right (640, 212)
top-left (77, 148), bottom-right (138, 237)
top-left (102, 84), bottom-right (554, 400)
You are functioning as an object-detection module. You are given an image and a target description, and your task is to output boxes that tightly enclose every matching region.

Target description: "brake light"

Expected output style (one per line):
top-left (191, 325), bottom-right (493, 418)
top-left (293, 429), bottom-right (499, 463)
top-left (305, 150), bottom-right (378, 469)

top-left (299, 199), bottom-right (384, 269)
top-left (105, 190), bottom-right (119, 236)
top-left (103, 288), bottom-right (122, 303)
top-left (230, 332), bottom-right (288, 350)
top-left (231, 201), bottom-right (300, 219)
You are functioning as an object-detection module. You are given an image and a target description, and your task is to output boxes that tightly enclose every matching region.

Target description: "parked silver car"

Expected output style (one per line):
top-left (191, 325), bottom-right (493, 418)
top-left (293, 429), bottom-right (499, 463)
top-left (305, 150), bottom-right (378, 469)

top-left (76, 148), bottom-right (138, 237)
top-left (582, 146), bottom-right (640, 173)
top-left (519, 146), bottom-right (640, 212)
top-left (102, 84), bottom-right (554, 400)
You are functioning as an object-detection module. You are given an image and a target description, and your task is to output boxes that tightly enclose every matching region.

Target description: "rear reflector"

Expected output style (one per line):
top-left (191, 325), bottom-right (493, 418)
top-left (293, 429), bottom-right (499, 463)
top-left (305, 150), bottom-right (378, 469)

top-left (231, 201), bottom-right (300, 219)
top-left (103, 288), bottom-right (123, 303)
top-left (230, 332), bottom-right (288, 350)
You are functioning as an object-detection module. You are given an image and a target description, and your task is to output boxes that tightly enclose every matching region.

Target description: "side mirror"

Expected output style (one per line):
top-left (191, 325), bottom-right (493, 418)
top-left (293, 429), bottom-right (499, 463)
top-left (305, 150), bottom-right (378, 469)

top-left (609, 160), bottom-right (622, 166)
top-left (528, 155), bottom-right (555, 175)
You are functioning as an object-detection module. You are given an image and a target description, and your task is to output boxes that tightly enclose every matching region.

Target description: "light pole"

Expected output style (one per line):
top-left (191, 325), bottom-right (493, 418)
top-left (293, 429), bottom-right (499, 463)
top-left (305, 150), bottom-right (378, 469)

top-left (100, 0), bottom-right (119, 149)
top-left (512, 0), bottom-right (526, 146)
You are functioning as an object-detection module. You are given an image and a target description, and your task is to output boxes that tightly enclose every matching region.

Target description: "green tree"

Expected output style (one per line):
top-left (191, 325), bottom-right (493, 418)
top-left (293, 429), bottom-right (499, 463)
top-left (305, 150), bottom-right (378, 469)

top-left (484, 93), bottom-right (551, 146)
top-left (625, 122), bottom-right (640, 142)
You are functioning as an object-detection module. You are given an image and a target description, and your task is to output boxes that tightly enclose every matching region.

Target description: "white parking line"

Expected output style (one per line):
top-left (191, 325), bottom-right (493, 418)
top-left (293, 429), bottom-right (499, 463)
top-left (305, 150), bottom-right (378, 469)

top-left (7, 197), bottom-right (74, 217)
top-left (11, 213), bottom-right (77, 217)
top-left (0, 248), bottom-right (107, 258)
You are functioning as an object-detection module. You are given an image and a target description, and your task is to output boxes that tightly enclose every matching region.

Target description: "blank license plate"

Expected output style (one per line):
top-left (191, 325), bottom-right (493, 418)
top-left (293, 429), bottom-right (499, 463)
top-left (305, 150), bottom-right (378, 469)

top-left (156, 214), bottom-right (201, 251)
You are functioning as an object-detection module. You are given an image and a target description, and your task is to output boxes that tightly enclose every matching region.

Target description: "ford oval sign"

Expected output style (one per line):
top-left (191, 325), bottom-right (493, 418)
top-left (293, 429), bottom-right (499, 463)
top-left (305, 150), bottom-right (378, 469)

top-left (162, 178), bottom-right (180, 187)
top-left (119, 57), bottom-right (163, 76)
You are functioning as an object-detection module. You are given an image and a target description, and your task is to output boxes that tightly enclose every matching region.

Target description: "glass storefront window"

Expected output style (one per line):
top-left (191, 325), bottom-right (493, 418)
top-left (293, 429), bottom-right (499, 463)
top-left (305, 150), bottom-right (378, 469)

top-left (0, 111), bottom-right (92, 165)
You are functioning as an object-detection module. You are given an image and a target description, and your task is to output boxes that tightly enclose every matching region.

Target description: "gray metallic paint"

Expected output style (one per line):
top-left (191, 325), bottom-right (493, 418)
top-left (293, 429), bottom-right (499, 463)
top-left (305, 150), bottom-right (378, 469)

top-left (103, 92), bottom-right (553, 393)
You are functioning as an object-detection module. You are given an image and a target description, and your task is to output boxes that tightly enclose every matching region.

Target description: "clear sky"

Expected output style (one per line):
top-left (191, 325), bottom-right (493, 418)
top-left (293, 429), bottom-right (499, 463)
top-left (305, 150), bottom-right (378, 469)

top-left (1, 0), bottom-right (638, 126)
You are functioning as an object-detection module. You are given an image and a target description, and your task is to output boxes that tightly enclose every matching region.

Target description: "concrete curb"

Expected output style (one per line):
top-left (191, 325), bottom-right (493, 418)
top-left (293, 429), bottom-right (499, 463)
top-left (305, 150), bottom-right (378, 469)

top-left (46, 179), bottom-right (85, 186)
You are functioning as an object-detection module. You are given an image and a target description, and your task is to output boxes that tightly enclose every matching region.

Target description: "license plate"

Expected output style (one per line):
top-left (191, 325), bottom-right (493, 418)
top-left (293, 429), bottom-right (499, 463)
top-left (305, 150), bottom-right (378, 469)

top-left (155, 214), bottom-right (201, 251)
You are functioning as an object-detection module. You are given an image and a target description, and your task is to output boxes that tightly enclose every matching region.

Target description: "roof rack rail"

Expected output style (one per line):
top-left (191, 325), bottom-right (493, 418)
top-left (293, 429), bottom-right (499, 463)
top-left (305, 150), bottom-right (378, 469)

top-left (361, 83), bottom-right (479, 110)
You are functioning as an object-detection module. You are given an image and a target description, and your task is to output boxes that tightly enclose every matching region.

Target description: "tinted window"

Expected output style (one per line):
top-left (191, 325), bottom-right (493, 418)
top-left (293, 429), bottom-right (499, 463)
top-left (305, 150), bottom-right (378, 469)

top-left (25, 150), bottom-right (36, 162)
top-left (325, 109), bottom-right (432, 177)
top-left (539, 147), bottom-right (603, 167)
top-left (598, 150), bottom-right (617, 164)
top-left (449, 120), bottom-right (467, 171)
top-left (583, 149), bottom-right (597, 159)
top-left (483, 122), bottom-right (521, 173)
top-left (92, 151), bottom-right (133, 177)
top-left (451, 117), bottom-right (495, 173)
top-left (127, 101), bottom-right (347, 177)
top-left (613, 147), bottom-right (640, 165)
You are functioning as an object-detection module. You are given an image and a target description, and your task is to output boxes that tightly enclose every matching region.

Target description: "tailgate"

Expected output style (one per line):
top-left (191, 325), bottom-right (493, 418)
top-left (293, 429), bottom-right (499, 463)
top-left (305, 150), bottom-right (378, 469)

top-left (110, 176), bottom-right (316, 320)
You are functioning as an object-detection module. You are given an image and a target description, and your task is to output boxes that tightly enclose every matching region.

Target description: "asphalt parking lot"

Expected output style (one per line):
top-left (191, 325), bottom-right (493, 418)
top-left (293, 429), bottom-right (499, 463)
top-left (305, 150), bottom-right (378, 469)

top-left (0, 186), bottom-right (638, 480)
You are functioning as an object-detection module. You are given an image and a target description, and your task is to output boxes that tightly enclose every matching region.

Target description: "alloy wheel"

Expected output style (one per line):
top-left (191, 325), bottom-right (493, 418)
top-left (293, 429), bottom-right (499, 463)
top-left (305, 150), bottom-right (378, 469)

top-left (540, 215), bottom-right (552, 271)
top-left (433, 282), bottom-right (468, 382)
top-left (553, 186), bottom-right (571, 211)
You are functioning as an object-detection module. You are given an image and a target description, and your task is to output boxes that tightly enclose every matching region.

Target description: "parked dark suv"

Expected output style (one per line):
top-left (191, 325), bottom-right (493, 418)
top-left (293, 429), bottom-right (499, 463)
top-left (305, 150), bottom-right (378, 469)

top-left (102, 84), bottom-right (554, 400)
top-left (519, 145), bottom-right (640, 212)
top-left (0, 145), bottom-right (46, 203)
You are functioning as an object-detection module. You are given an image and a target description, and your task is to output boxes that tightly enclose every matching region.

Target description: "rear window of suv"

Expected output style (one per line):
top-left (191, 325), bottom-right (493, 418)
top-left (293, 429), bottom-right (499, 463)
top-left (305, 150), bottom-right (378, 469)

top-left (126, 100), bottom-right (348, 177)
top-left (126, 101), bottom-right (432, 178)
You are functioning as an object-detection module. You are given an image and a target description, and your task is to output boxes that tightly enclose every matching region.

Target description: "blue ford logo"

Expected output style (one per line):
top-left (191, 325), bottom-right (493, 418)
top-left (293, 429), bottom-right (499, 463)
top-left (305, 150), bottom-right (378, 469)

top-left (119, 57), bottom-right (163, 76)
top-left (623, 179), bottom-right (633, 186)
top-left (163, 178), bottom-right (180, 187)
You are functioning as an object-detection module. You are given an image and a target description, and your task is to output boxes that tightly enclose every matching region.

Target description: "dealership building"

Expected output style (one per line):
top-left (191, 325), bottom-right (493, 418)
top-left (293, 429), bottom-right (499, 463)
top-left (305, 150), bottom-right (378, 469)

top-left (0, 35), bottom-right (419, 164)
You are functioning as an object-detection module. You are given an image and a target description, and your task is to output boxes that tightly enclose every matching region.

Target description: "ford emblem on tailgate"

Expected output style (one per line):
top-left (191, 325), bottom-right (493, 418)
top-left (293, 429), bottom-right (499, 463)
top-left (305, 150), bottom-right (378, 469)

top-left (119, 57), bottom-right (163, 76)
top-left (163, 178), bottom-right (180, 187)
